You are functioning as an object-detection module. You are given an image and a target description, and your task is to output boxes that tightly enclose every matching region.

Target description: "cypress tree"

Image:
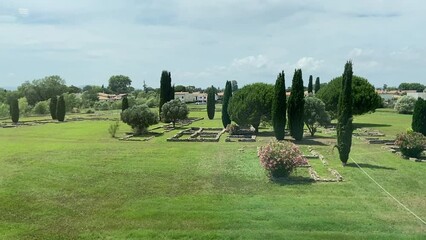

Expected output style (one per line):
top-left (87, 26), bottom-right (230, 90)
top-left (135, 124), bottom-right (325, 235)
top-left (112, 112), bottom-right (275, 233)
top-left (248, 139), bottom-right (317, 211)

top-left (56, 95), bottom-right (66, 122)
top-left (272, 71), bottom-right (286, 140)
top-left (49, 96), bottom-right (58, 120)
top-left (221, 81), bottom-right (232, 128)
top-left (287, 69), bottom-right (305, 141)
top-left (159, 70), bottom-right (172, 114)
top-left (122, 96), bottom-right (129, 111)
top-left (412, 97), bottom-right (426, 135)
top-left (314, 77), bottom-right (321, 94)
top-left (337, 61), bottom-right (353, 165)
top-left (170, 84), bottom-right (175, 101)
top-left (207, 86), bottom-right (216, 120)
top-left (10, 97), bottom-right (19, 124)
top-left (308, 75), bottom-right (313, 94)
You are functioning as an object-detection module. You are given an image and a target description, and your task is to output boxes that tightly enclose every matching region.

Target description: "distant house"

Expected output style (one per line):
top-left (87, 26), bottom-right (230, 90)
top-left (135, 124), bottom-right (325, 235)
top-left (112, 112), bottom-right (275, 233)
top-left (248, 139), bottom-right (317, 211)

top-left (407, 92), bottom-right (426, 100)
top-left (97, 93), bottom-right (127, 101)
top-left (193, 92), bottom-right (208, 103)
top-left (175, 92), bottom-right (196, 103)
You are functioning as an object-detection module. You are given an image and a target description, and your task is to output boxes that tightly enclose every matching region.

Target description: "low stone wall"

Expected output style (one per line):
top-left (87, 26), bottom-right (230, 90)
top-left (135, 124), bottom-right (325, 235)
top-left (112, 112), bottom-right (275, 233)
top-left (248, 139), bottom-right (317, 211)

top-left (167, 127), bottom-right (226, 142)
top-left (307, 146), bottom-right (343, 182)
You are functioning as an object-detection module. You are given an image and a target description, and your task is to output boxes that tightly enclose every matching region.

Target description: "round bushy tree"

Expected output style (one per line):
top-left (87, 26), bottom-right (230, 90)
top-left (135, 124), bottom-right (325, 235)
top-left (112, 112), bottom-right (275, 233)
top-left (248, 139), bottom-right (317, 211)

top-left (49, 96), bottom-right (57, 119)
top-left (304, 96), bottom-right (330, 136)
top-left (9, 97), bottom-right (19, 123)
top-left (228, 82), bottom-right (274, 133)
top-left (207, 86), bottom-right (216, 120)
top-left (221, 81), bottom-right (232, 128)
top-left (121, 104), bottom-right (159, 135)
top-left (34, 100), bottom-right (49, 115)
top-left (161, 99), bottom-right (189, 128)
top-left (316, 75), bottom-right (381, 118)
top-left (394, 96), bottom-right (416, 114)
top-left (412, 98), bottom-right (426, 135)
top-left (288, 69), bottom-right (305, 141)
top-left (56, 95), bottom-right (66, 122)
top-left (272, 71), bottom-right (286, 140)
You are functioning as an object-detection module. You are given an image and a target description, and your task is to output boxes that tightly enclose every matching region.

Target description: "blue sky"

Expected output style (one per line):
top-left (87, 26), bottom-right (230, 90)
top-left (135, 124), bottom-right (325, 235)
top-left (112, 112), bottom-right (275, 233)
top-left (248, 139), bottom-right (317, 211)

top-left (1, 0), bottom-right (425, 89)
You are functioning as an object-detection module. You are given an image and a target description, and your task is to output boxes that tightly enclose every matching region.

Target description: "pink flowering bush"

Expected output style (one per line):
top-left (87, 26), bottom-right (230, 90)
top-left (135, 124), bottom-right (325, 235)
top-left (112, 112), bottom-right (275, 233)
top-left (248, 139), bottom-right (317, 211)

top-left (395, 131), bottom-right (425, 158)
top-left (258, 140), bottom-right (308, 178)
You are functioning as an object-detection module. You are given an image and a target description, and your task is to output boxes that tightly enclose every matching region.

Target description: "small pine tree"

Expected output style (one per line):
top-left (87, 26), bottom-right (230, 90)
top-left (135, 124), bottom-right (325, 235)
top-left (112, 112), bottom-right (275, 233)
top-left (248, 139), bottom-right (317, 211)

top-left (288, 69), bottom-right (305, 141)
top-left (336, 61), bottom-right (353, 165)
top-left (412, 97), bottom-right (426, 135)
top-left (207, 86), bottom-right (216, 120)
top-left (10, 98), bottom-right (19, 124)
top-left (56, 95), bottom-right (66, 122)
top-left (49, 96), bottom-right (58, 120)
top-left (272, 71), bottom-right (286, 140)
top-left (221, 81), bottom-right (232, 128)
top-left (314, 77), bottom-right (321, 94)
top-left (122, 96), bottom-right (129, 111)
top-left (308, 75), bottom-right (313, 94)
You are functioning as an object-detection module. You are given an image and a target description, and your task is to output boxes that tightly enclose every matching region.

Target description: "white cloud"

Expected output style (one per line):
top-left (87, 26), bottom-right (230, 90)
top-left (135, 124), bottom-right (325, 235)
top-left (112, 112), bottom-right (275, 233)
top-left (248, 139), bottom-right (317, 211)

top-left (231, 55), bottom-right (270, 69)
top-left (18, 8), bottom-right (29, 16)
top-left (296, 57), bottom-right (324, 71)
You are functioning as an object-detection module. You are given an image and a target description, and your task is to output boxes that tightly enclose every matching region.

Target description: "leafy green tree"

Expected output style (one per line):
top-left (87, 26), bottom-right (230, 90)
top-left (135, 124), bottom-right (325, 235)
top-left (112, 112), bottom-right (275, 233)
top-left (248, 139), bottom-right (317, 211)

top-left (398, 83), bottom-right (425, 92)
top-left (228, 83), bottom-right (274, 133)
top-left (68, 85), bottom-right (82, 94)
top-left (314, 77), bottom-right (321, 94)
top-left (17, 75), bottom-right (67, 106)
top-left (394, 96), bottom-right (417, 114)
top-left (122, 96), bottom-right (129, 111)
top-left (161, 99), bottom-right (189, 128)
top-left (170, 85), bottom-right (175, 101)
top-left (288, 69), bottom-right (305, 141)
top-left (412, 98), bottom-right (426, 135)
top-left (174, 85), bottom-right (186, 92)
top-left (0, 88), bottom-right (7, 104)
top-left (0, 103), bottom-right (9, 118)
top-left (108, 75), bottom-right (132, 93)
top-left (9, 97), bottom-right (19, 123)
top-left (316, 75), bottom-right (381, 118)
top-left (159, 70), bottom-right (172, 115)
top-left (49, 96), bottom-right (57, 119)
top-left (231, 80), bottom-right (238, 92)
top-left (272, 71), bottom-right (286, 140)
top-left (304, 97), bottom-right (330, 136)
top-left (221, 81), bottom-right (232, 128)
top-left (56, 95), bottom-right (66, 122)
top-left (307, 75), bottom-right (313, 94)
top-left (121, 104), bottom-right (159, 135)
top-left (63, 93), bottom-right (82, 112)
top-left (337, 61), bottom-right (353, 165)
top-left (207, 85), bottom-right (216, 119)
top-left (18, 97), bottom-right (30, 116)
top-left (81, 85), bottom-right (103, 108)
top-left (33, 100), bottom-right (49, 115)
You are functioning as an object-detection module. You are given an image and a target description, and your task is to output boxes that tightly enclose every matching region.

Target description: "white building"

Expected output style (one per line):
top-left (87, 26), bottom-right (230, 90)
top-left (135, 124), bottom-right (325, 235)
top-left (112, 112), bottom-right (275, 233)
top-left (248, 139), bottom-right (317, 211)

top-left (175, 92), bottom-right (196, 103)
top-left (407, 92), bottom-right (426, 100)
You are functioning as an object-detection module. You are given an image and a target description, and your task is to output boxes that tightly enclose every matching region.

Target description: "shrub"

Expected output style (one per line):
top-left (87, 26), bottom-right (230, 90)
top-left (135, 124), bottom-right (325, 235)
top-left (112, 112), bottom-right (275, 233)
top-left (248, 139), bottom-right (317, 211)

top-left (94, 101), bottom-right (110, 111)
top-left (56, 95), bottom-right (66, 122)
top-left (33, 100), bottom-right (49, 115)
top-left (394, 96), bottom-right (416, 114)
top-left (161, 99), bottom-right (189, 128)
top-left (108, 120), bottom-right (120, 138)
top-left (0, 103), bottom-right (10, 118)
top-left (226, 123), bottom-right (240, 135)
top-left (121, 104), bottom-right (159, 135)
top-left (258, 140), bottom-right (308, 178)
top-left (412, 98), bottom-right (426, 135)
top-left (86, 109), bottom-right (95, 114)
top-left (304, 96), bottom-right (331, 136)
top-left (395, 131), bottom-right (426, 158)
top-left (49, 96), bottom-right (58, 119)
top-left (10, 97), bottom-right (19, 123)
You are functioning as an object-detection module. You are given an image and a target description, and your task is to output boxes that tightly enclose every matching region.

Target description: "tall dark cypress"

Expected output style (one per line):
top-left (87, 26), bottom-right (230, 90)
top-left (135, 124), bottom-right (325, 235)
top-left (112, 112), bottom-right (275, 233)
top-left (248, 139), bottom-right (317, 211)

top-left (10, 97), bottom-right (19, 124)
top-left (308, 75), bottom-right (313, 94)
top-left (122, 96), bottom-right (129, 111)
top-left (314, 77), bottom-right (321, 94)
top-left (221, 81), bottom-right (232, 128)
top-left (170, 84), bottom-right (175, 101)
top-left (272, 71), bottom-right (286, 140)
top-left (337, 61), bottom-right (353, 165)
top-left (412, 98), bottom-right (426, 136)
top-left (207, 86), bottom-right (216, 120)
top-left (56, 95), bottom-right (66, 122)
top-left (287, 69), bottom-right (305, 141)
top-left (159, 70), bottom-right (172, 114)
top-left (49, 96), bottom-right (58, 120)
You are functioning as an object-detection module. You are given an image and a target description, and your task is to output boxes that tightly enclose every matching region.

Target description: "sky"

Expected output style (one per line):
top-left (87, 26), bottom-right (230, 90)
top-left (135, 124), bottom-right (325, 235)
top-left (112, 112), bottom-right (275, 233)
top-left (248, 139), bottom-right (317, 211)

top-left (1, 0), bottom-right (425, 90)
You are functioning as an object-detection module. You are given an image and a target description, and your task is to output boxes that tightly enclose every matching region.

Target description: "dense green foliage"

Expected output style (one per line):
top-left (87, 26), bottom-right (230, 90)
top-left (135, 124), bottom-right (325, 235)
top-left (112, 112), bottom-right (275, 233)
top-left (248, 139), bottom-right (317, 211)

top-left (337, 61), bottom-right (353, 164)
top-left (272, 71), bottom-right (286, 140)
top-left (63, 93), bottom-right (82, 112)
top-left (221, 81), bottom-right (232, 128)
top-left (108, 75), bottom-right (133, 94)
top-left (228, 83), bottom-right (273, 133)
top-left (316, 75), bottom-right (381, 118)
top-left (307, 75), bottom-right (313, 94)
top-left (122, 96), bottom-right (129, 111)
top-left (314, 77), bottom-right (321, 94)
top-left (159, 71), bottom-right (173, 115)
top-left (56, 95), bottom-right (66, 122)
top-left (121, 104), bottom-right (159, 134)
top-left (394, 96), bottom-right (416, 114)
top-left (304, 96), bottom-right (330, 136)
top-left (17, 75), bottom-right (68, 106)
top-left (398, 82), bottom-right (425, 92)
top-left (161, 99), bottom-right (189, 128)
top-left (287, 69), bottom-right (305, 140)
top-left (49, 96), bottom-right (58, 120)
top-left (231, 80), bottom-right (238, 92)
top-left (412, 98), bottom-right (426, 135)
top-left (207, 86), bottom-right (216, 120)
top-left (9, 97), bottom-right (19, 123)
top-left (33, 100), bottom-right (49, 115)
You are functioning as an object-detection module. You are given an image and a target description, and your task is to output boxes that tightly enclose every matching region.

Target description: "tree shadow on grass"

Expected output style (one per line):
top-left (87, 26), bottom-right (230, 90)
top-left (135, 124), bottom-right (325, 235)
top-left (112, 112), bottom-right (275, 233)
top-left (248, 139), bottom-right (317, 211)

top-left (346, 162), bottom-right (396, 170)
top-left (290, 138), bottom-right (330, 146)
top-left (257, 131), bottom-right (275, 137)
top-left (271, 175), bottom-right (314, 185)
top-left (353, 123), bottom-right (392, 129)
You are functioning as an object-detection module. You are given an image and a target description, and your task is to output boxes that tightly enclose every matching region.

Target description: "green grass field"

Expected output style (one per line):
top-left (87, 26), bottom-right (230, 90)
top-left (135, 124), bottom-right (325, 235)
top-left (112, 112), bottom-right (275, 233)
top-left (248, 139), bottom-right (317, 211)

top-left (0, 108), bottom-right (425, 239)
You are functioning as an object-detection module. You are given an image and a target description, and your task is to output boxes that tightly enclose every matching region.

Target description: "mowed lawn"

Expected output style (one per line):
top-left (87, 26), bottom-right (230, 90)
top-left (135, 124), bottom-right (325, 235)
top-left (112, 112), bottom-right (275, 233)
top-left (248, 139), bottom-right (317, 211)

top-left (0, 109), bottom-right (425, 239)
